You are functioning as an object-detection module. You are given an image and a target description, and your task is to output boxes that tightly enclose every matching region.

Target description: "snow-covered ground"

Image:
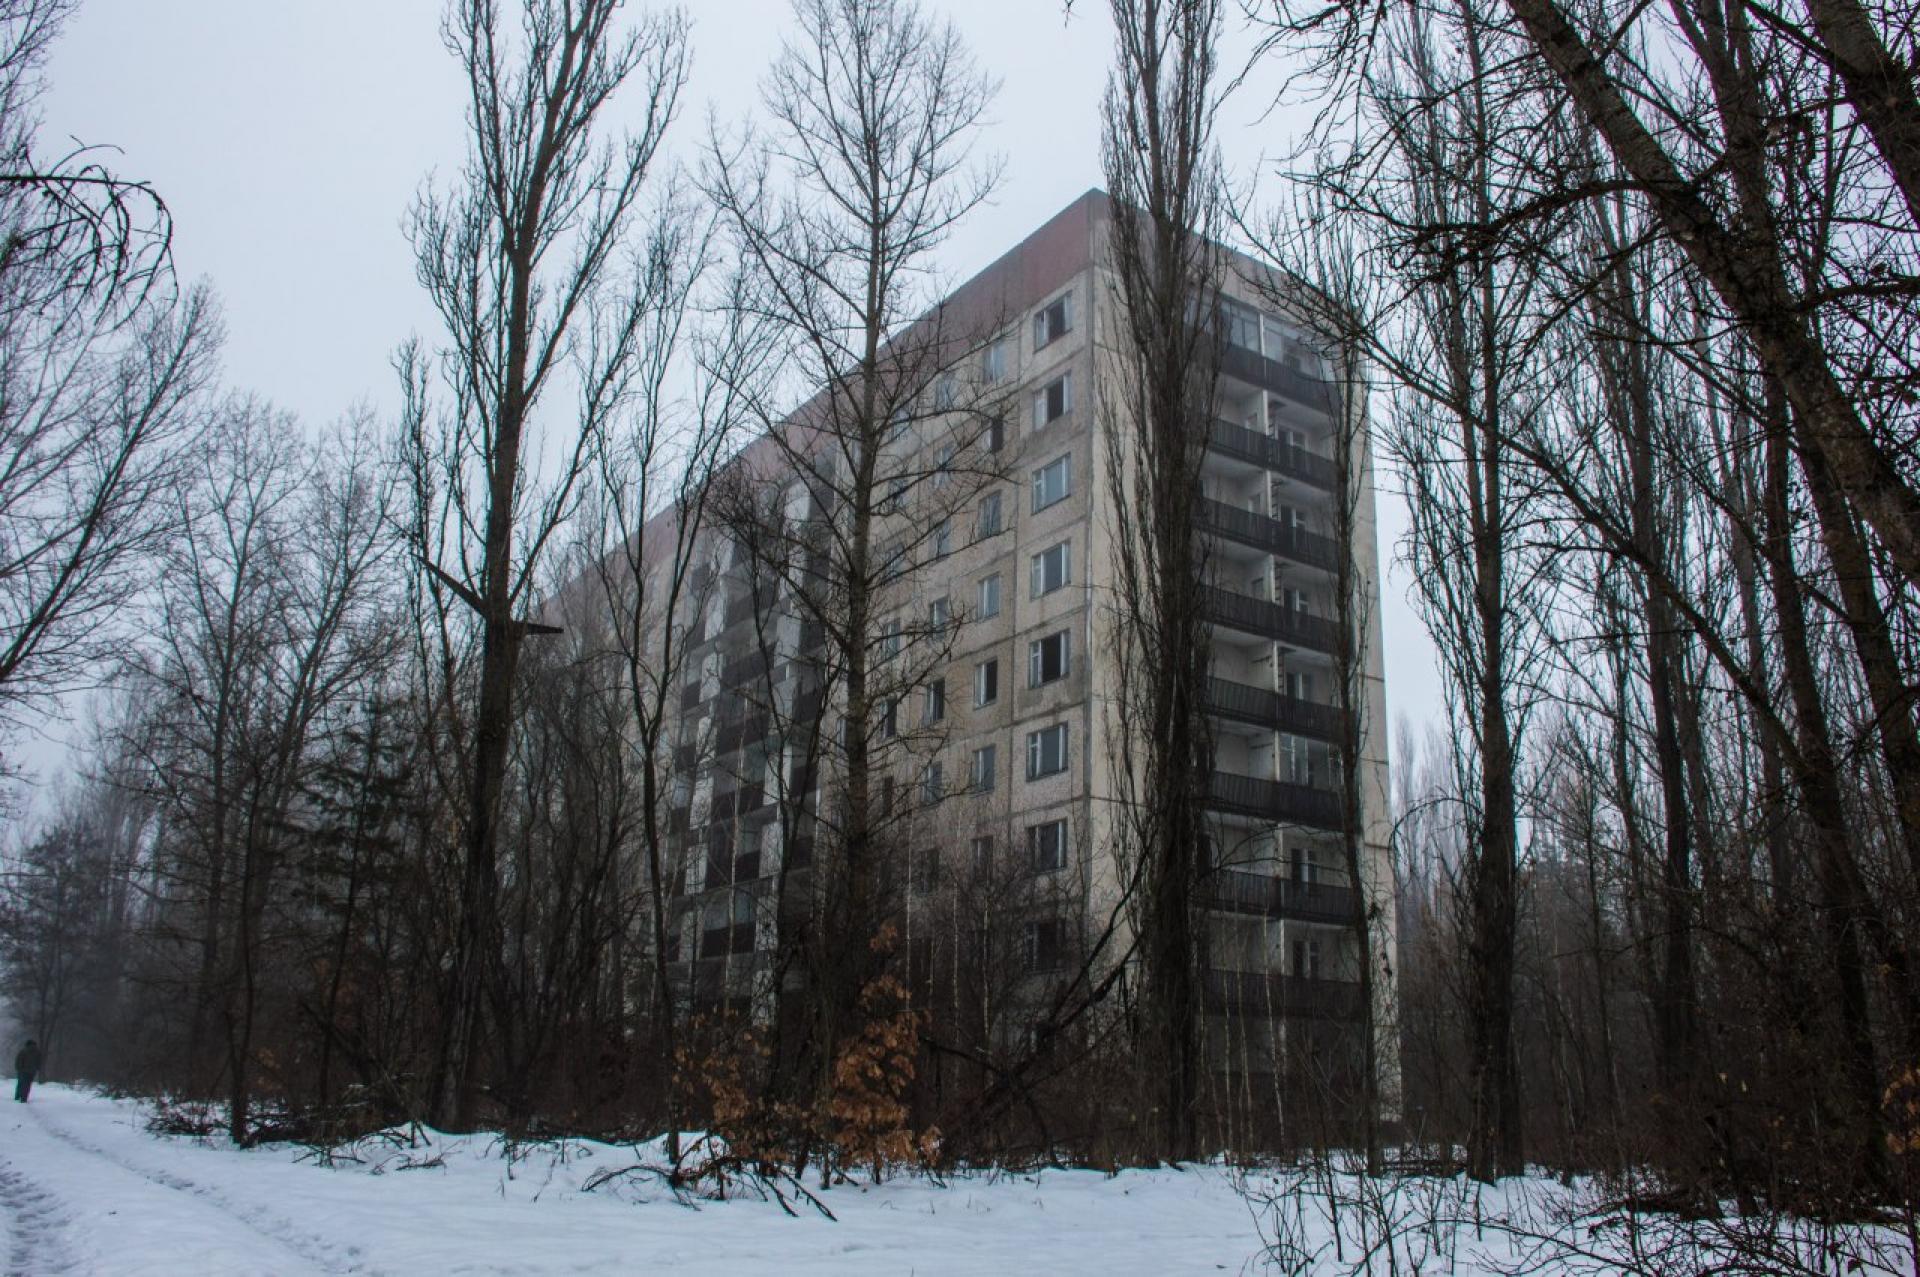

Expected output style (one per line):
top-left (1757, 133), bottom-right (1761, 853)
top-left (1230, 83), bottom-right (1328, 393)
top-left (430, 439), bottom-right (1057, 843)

top-left (0, 1085), bottom-right (1909, 1275)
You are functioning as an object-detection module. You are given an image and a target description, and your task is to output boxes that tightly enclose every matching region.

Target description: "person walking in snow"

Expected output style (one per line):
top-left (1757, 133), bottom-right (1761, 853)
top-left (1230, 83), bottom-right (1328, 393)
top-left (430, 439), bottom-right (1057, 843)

top-left (14, 1039), bottom-right (39, 1102)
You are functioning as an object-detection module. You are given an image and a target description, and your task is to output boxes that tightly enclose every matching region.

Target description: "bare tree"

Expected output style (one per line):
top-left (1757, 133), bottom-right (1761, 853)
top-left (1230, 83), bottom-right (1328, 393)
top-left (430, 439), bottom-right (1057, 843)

top-left (0, 288), bottom-right (217, 730)
top-left (1097, 0), bottom-right (1226, 1165)
top-left (0, 1), bottom-right (207, 741)
top-left (1291, 0), bottom-right (1566, 1179)
top-left (698, 0), bottom-right (1000, 1170)
top-left (396, 0), bottom-right (688, 1129)
top-left (1491, 0), bottom-right (1920, 594)
top-left (1239, 194), bottom-right (1398, 1170)
top-left (0, 0), bottom-right (171, 314)
top-left (581, 196), bottom-right (760, 1154)
top-left (132, 406), bottom-right (395, 1142)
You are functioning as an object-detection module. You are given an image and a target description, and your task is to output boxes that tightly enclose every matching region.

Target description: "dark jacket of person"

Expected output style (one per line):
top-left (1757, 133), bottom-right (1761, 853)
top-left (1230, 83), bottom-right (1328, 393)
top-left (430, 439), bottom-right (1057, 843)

top-left (15, 1042), bottom-right (39, 1076)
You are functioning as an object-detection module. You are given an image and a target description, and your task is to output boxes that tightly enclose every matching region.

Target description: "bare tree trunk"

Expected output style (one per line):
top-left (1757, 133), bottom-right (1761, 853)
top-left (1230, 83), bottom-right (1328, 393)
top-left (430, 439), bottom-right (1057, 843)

top-left (400, 0), bottom-right (687, 1130)
top-left (1756, 385), bottom-right (1889, 1193)
top-left (1101, 0), bottom-right (1223, 1165)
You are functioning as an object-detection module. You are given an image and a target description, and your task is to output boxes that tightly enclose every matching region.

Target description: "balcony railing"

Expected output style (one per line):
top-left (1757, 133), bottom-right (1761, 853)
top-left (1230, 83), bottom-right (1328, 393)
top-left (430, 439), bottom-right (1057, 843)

top-left (1208, 770), bottom-right (1343, 830)
top-left (1203, 969), bottom-right (1362, 1020)
top-left (1203, 676), bottom-right (1344, 742)
top-left (1206, 420), bottom-right (1335, 490)
top-left (1198, 498), bottom-right (1337, 570)
top-left (1202, 585), bottom-right (1337, 654)
top-left (682, 952), bottom-right (764, 1011)
top-left (721, 651), bottom-right (769, 689)
top-left (1220, 343), bottom-right (1340, 417)
top-left (1207, 867), bottom-right (1355, 925)
top-left (698, 922), bottom-right (756, 960)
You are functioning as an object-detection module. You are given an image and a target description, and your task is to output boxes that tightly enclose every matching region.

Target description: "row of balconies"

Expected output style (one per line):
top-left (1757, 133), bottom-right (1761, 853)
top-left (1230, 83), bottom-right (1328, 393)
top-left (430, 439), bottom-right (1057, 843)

top-left (1202, 969), bottom-right (1362, 1020)
top-left (1207, 768), bottom-right (1343, 830)
top-left (1197, 497), bottom-right (1336, 571)
top-left (1202, 584), bottom-right (1337, 653)
top-left (1206, 866), bottom-right (1354, 925)
top-left (1203, 675), bottom-right (1342, 741)
top-left (1207, 419), bottom-right (1335, 488)
top-left (1219, 340), bottom-right (1342, 420)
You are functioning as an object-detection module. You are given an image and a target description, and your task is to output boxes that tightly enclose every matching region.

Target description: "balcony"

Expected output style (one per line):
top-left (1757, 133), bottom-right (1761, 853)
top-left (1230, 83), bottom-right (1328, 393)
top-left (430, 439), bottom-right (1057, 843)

top-left (1207, 867), bottom-right (1355, 925)
top-left (682, 953), bottom-right (763, 1012)
top-left (1208, 770), bottom-right (1343, 830)
top-left (1202, 585), bottom-right (1337, 654)
top-left (1206, 420), bottom-right (1335, 490)
top-left (1203, 969), bottom-right (1362, 1020)
top-left (1219, 343), bottom-right (1340, 417)
top-left (699, 921), bottom-right (756, 960)
top-left (1198, 498), bottom-right (1337, 570)
top-left (722, 650), bottom-right (769, 689)
top-left (1204, 676), bottom-right (1344, 742)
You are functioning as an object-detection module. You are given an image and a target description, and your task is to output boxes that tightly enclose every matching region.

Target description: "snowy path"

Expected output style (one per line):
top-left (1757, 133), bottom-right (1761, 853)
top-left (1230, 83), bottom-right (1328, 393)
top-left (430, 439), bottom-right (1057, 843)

top-left (0, 1092), bottom-right (342, 1275)
top-left (0, 1087), bottom-right (1290, 1274)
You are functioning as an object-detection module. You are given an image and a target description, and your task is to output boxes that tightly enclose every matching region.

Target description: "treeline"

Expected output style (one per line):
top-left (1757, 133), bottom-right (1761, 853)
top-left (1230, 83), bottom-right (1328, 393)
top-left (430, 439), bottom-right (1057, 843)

top-left (1, 0), bottom-right (1918, 1226)
top-left (1251, 0), bottom-right (1920, 1218)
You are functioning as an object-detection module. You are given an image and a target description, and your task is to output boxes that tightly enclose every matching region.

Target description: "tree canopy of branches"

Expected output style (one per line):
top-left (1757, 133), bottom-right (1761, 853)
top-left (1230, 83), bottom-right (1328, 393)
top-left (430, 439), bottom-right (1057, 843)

top-left (396, 0), bottom-right (689, 1130)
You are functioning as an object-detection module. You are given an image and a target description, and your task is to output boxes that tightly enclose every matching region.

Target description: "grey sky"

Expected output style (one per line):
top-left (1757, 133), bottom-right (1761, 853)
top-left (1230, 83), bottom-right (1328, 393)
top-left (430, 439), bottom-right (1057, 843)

top-left (24, 0), bottom-right (1442, 809)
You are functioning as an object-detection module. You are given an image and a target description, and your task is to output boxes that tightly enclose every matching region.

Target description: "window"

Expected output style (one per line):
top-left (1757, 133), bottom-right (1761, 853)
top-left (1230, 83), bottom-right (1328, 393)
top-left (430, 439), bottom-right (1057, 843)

top-left (1290, 844), bottom-right (1315, 885)
top-left (1026, 723), bottom-right (1068, 780)
top-left (1028, 818), bottom-right (1068, 872)
top-left (982, 340), bottom-right (1007, 383)
top-left (921, 761), bottom-right (944, 806)
top-left (886, 407), bottom-right (910, 445)
top-left (1030, 541), bottom-right (1071, 597)
top-left (1031, 453), bottom-right (1070, 512)
top-left (1283, 734), bottom-right (1332, 787)
top-left (880, 617), bottom-right (902, 659)
top-left (971, 834), bottom-right (995, 875)
top-left (933, 375), bottom-right (957, 411)
top-left (1028, 630), bottom-right (1070, 686)
top-left (1263, 314), bottom-right (1291, 361)
top-left (913, 848), bottom-right (939, 896)
top-left (970, 744), bottom-right (997, 792)
top-left (933, 519), bottom-right (952, 559)
top-left (1032, 373), bottom-right (1071, 429)
top-left (977, 573), bottom-right (1002, 619)
top-left (1033, 293), bottom-right (1072, 348)
top-left (879, 540), bottom-right (907, 583)
top-left (884, 476), bottom-right (907, 513)
top-left (986, 415), bottom-right (1005, 453)
top-left (1293, 937), bottom-right (1323, 980)
top-left (933, 443), bottom-right (955, 488)
top-left (1284, 670), bottom-right (1314, 702)
top-left (1023, 918), bottom-right (1068, 971)
top-left (930, 596), bottom-right (950, 629)
top-left (974, 658), bottom-right (999, 706)
top-left (881, 699), bottom-right (899, 740)
top-left (924, 678), bottom-right (945, 725)
top-left (977, 490), bottom-right (1003, 539)
top-left (1221, 297), bottom-right (1261, 351)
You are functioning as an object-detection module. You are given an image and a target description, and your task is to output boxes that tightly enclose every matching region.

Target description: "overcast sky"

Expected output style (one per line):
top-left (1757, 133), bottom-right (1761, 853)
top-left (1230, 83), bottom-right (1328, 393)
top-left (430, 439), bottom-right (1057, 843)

top-left (22, 0), bottom-right (1443, 811)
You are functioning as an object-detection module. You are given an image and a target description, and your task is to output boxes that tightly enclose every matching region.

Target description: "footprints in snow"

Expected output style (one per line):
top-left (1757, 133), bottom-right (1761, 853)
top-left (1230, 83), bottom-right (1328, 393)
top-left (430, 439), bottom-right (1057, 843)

top-left (0, 1156), bottom-right (80, 1276)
